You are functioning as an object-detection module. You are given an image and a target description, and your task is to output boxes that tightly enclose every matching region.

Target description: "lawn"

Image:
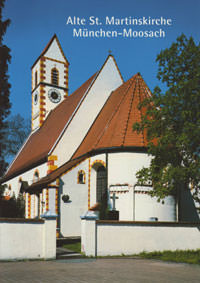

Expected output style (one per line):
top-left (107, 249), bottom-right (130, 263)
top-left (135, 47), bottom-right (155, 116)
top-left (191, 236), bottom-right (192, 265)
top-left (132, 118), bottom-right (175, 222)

top-left (63, 242), bottom-right (81, 253)
top-left (137, 250), bottom-right (200, 265)
top-left (61, 243), bottom-right (200, 264)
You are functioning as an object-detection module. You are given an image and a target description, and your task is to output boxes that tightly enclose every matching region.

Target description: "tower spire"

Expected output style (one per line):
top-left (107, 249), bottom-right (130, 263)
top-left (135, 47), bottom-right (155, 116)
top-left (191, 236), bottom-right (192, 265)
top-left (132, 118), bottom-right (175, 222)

top-left (31, 35), bottom-right (69, 131)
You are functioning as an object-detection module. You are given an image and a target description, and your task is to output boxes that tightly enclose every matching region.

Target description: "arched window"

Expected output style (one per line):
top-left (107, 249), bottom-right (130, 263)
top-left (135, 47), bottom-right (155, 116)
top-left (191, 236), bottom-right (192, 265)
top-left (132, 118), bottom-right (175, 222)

top-left (35, 71), bottom-right (38, 88)
top-left (96, 166), bottom-right (106, 203)
top-left (77, 170), bottom-right (86, 184)
top-left (33, 171), bottom-right (39, 183)
top-left (51, 68), bottom-right (59, 86)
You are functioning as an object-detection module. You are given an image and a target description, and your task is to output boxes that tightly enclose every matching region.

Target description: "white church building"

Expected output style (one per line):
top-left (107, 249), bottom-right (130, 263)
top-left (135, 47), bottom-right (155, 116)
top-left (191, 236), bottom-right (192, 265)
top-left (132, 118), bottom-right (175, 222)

top-left (1, 35), bottom-right (198, 238)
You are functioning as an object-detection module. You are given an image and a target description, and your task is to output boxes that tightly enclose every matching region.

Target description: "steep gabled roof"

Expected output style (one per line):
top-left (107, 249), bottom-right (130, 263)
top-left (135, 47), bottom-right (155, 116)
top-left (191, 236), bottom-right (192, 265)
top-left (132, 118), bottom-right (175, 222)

top-left (27, 73), bottom-right (152, 191)
top-left (2, 73), bottom-right (97, 182)
top-left (31, 34), bottom-right (69, 69)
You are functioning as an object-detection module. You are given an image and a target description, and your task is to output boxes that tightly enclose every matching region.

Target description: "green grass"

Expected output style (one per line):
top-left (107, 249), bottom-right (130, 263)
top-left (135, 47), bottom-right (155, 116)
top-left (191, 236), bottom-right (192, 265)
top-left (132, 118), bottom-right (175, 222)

top-left (60, 244), bottom-right (200, 264)
top-left (62, 242), bottom-right (81, 253)
top-left (137, 250), bottom-right (200, 265)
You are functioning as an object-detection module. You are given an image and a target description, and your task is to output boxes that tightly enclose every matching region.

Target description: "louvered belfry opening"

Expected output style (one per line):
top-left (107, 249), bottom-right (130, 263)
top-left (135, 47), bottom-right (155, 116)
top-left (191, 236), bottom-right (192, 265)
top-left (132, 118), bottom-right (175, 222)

top-left (51, 68), bottom-right (59, 86)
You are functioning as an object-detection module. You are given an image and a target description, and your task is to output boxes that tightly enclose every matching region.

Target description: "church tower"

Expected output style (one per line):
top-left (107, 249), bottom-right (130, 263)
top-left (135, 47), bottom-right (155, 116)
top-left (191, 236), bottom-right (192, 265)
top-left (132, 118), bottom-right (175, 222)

top-left (31, 34), bottom-right (69, 131)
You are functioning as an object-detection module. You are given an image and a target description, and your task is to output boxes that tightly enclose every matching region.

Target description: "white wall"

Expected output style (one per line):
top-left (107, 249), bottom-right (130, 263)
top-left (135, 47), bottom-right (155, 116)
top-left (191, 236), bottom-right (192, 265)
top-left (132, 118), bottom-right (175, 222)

top-left (32, 60), bottom-right (41, 130)
top-left (81, 219), bottom-right (200, 256)
top-left (60, 159), bottom-right (89, 237)
top-left (135, 191), bottom-right (176, 221)
top-left (4, 162), bottom-right (47, 198)
top-left (108, 152), bottom-right (151, 185)
top-left (53, 57), bottom-right (123, 167)
top-left (110, 188), bottom-right (134, 220)
top-left (45, 38), bottom-right (66, 62)
top-left (108, 152), bottom-right (148, 220)
top-left (108, 152), bottom-right (176, 221)
top-left (43, 84), bottom-right (66, 118)
top-left (32, 61), bottom-right (40, 91)
top-left (0, 218), bottom-right (56, 260)
top-left (88, 152), bottom-right (176, 222)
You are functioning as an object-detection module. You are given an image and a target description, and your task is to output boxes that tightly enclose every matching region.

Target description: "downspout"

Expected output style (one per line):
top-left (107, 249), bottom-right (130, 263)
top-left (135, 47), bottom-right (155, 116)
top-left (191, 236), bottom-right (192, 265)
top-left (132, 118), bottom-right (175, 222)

top-left (57, 178), bottom-right (61, 237)
top-left (37, 193), bottom-right (40, 218)
top-left (106, 152), bottom-right (108, 207)
top-left (133, 184), bottom-right (136, 221)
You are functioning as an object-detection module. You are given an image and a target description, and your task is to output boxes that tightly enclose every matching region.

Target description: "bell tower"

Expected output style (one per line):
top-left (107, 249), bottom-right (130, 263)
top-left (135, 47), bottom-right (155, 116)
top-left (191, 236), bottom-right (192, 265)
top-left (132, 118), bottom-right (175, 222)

top-left (31, 34), bottom-right (69, 131)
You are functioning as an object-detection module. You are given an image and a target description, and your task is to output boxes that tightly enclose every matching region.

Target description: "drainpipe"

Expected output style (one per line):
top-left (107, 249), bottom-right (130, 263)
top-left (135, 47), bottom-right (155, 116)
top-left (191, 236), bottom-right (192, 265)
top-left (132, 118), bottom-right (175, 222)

top-left (106, 152), bottom-right (109, 207)
top-left (37, 192), bottom-right (40, 218)
top-left (133, 184), bottom-right (136, 221)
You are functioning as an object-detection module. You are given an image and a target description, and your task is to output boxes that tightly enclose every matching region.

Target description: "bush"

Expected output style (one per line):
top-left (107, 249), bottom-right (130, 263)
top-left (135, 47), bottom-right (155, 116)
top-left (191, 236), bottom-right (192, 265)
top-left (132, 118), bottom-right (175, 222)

top-left (0, 193), bottom-right (25, 218)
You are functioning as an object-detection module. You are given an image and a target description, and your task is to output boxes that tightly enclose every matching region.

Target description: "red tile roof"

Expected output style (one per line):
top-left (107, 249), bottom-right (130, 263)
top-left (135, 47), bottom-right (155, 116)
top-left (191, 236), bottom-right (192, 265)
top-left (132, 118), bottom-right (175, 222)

top-left (73, 72), bottom-right (149, 158)
top-left (2, 73), bottom-right (97, 182)
top-left (27, 73), bottom-right (152, 191)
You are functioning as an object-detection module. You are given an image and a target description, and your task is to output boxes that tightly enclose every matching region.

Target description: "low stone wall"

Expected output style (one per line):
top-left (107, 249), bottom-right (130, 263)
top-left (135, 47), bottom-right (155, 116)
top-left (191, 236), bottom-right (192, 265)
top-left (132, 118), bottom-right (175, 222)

top-left (81, 219), bottom-right (200, 256)
top-left (0, 217), bottom-right (56, 260)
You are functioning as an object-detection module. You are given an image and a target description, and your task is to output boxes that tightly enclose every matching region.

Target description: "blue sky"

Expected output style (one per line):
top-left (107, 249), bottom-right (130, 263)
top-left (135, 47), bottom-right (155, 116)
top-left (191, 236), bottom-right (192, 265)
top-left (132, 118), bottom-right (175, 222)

top-left (3, 0), bottom-right (200, 119)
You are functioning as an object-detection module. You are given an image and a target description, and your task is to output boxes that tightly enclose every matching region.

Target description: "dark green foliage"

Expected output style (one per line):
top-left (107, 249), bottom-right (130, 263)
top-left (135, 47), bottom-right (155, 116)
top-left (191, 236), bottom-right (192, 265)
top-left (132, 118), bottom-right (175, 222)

top-left (0, 0), bottom-right (11, 176)
top-left (99, 191), bottom-right (109, 220)
top-left (133, 34), bottom-right (200, 203)
top-left (99, 202), bottom-right (108, 220)
top-left (0, 184), bottom-right (25, 218)
top-left (0, 183), bottom-right (6, 198)
top-left (0, 192), bottom-right (25, 218)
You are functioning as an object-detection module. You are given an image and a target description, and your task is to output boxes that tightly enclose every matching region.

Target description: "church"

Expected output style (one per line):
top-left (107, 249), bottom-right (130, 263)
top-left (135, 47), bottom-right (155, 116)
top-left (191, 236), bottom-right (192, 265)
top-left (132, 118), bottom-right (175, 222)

top-left (1, 35), bottom-right (196, 237)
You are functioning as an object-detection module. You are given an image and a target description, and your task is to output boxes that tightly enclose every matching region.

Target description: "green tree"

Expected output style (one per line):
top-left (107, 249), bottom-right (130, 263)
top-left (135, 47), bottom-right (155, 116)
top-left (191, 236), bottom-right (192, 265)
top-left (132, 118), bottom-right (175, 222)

top-left (0, 183), bottom-right (6, 198)
top-left (133, 34), bottom-right (200, 206)
top-left (3, 114), bottom-right (31, 159)
top-left (0, 0), bottom-right (11, 176)
top-left (0, 192), bottom-right (25, 218)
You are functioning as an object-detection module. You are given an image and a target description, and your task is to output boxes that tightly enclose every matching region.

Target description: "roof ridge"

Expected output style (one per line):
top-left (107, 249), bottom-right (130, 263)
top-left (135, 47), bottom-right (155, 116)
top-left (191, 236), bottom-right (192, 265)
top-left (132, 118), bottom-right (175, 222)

top-left (121, 77), bottom-right (138, 146)
top-left (138, 76), bottom-right (145, 146)
top-left (93, 75), bottom-right (137, 149)
top-left (139, 75), bottom-right (153, 146)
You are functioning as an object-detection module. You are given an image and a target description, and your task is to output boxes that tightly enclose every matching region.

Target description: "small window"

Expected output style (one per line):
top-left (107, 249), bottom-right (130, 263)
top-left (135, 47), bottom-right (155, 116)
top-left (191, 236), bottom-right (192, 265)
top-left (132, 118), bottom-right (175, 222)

top-left (51, 68), bottom-right (59, 86)
top-left (33, 171), bottom-right (39, 183)
top-left (35, 71), bottom-right (38, 88)
top-left (77, 170), bottom-right (86, 184)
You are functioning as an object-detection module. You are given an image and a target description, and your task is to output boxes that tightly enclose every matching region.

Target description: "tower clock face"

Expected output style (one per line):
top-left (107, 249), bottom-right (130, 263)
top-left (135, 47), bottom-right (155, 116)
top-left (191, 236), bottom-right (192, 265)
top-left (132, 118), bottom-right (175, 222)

top-left (48, 89), bottom-right (61, 103)
top-left (34, 92), bottom-right (38, 105)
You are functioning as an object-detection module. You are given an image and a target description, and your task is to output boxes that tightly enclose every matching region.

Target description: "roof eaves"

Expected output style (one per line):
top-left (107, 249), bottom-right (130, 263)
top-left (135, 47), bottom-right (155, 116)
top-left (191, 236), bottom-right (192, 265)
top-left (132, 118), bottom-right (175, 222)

top-left (26, 145), bottom-right (148, 193)
top-left (26, 155), bottom-right (88, 192)
top-left (0, 155), bottom-right (47, 184)
top-left (3, 130), bottom-right (35, 176)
